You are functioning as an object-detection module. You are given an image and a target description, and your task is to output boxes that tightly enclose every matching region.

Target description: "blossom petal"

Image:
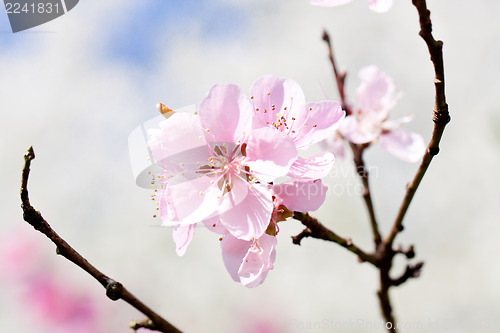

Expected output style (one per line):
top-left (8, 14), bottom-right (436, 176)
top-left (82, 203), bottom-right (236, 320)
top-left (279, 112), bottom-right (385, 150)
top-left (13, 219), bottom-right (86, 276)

top-left (172, 224), bottom-right (196, 257)
top-left (272, 179), bottom-right (328, 212)
top-left (379, 129), bottom-right (426, 162)
top-left (217, 175), bottom-right (250, 214)
top-left (320, 132), bottom-right (345, 161)
top-left (161, 173), bottom-right (220, 225)
top-left (148, 113), bottom-right (207, 171)
top-left (356, 65), bottom-right (397, 117)
top-left (292, 101), bottom-right (345, 149)
top-left (245, 127), bottom-right (298, 182)
top-left (218, 182), bottom-right (273, 241)
top-left (238, 234), bottom-right (277, 288)
top-left (198, 84), bottom-right (253, 144)
top-left (310, 0), bottom-right (353, 7)
top-left (250, 75), bottom-right (306, 129)
top-left (366, 0), bottom-right (393, 13)
top-left (221, 233), bottom-right (277, 288)
top-left (220, 235), bottom-right (251, 283)
top-left (288, 151), bottom-right (335, 179)
top-left (202, 217), bottom-right (228, 235)
top-left (339, 115), bottom-right (379, 144)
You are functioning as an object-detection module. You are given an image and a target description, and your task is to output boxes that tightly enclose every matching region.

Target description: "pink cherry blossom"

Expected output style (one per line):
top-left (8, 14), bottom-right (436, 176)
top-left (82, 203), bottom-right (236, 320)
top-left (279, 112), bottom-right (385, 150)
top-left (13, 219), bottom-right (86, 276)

top-left (250, 75), bottom-right (345, 179)
top-left (0, 228), bottom-right (101, 333)
top-left (172, 224), bottom-right (196, 256)
top-left (336, 65), bottom-right (425, 162)
top-left (148, 84), bottom-right (298, 242)
top-left (310, 0), bottom-right (393, 13)
top-left (272, 179), bottom-right (328, 213)
top-left (27, 277), bottom-right (98, 333)
top-left (220, 233), bottom-right (277, 288)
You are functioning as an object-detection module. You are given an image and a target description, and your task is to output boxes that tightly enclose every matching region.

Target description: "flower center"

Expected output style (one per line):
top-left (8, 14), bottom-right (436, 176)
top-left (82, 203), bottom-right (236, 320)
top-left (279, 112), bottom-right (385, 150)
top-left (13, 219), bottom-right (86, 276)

top-left (197, 143), bottom-right (252, 193)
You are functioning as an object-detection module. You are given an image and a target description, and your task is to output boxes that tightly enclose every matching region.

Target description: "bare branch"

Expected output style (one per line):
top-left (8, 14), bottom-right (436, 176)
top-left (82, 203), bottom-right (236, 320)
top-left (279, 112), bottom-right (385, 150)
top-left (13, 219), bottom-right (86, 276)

top-left (292, 212), bottom-right (378, 265)
top-left (20, 147), bottom-right (182, 333)
top-left (390, 262), bottom-right (424, 287)
top-left (322, 30), bottom-right (382, 246)
top-left (385, 0), bottom-right (451, 246)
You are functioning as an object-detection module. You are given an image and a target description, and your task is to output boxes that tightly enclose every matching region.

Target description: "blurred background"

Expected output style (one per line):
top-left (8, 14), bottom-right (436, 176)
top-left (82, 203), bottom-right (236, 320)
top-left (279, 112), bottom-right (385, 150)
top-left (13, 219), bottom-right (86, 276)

top-left (1, 0), bottom-right (499, 332)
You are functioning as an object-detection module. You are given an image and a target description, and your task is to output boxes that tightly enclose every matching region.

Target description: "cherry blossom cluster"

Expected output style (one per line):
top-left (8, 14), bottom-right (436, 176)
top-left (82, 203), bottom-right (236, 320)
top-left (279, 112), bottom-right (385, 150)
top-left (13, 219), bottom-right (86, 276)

top-left (148, 76), bottom-right (345, 287)
top-left (147, 68), bottom-right (423, 287)
top-left (322, 65), bottom-right (426, 162)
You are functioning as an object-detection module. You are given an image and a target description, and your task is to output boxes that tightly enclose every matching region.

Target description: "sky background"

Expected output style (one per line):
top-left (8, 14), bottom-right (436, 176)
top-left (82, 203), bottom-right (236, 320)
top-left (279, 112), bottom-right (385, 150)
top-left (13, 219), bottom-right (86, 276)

top-left (1, 0), bottom-right (500, 332)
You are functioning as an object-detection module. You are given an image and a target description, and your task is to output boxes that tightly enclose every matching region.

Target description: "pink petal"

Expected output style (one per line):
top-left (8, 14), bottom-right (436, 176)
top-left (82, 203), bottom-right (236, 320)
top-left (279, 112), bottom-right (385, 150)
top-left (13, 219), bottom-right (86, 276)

top-left (238, 234), bottom-right (277, 288)
top-left (250, 75), bottom-right (306, 129)
top-left (220, 234), bottom-right (252, 283)
top-left (221, 233), bottom-right (277, 288)
top-left (366, 0), bottom-right (393, 13)
top-left (288, 151), bottom-right (335, 179)
top-left (310, 0), bottom-right (353, 6)
top-left (356, 65), bottom-right (397, 117)
top-left (148, 113), bottom-right (207, 169)
top-left (379, 129), bottom-right (426, 162)
top-left (320, 132), bottom-right (345, 161)
top-left (291, 101), bottom-right (345, 149)
top-left (198, 84), bottom-right (253, 144)
top-left (202, 217), bottom-right (228, 235)
top-left (172, 224), bottom-right (196, 256)
top-left (161, 172), bottom-right (220, 224)
top-left (381, 114), bottom-right (414, 131)
top-left (245, 127), bottom-right (298, 182)
top-left (218, 182), bottom-right (273, 241)
top-left (272, 179), bottom-right (328, 212)
top-left (339, 115), bottom-right (379, 144)
top-left (217, 176), bottom-right (250, 215)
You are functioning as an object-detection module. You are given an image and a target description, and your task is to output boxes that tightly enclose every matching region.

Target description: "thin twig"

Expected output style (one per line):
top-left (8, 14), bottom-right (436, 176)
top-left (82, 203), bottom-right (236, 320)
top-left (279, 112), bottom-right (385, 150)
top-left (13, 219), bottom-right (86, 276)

top-left (322, 30), bottom-right (382, 246)
top-left (20, 146), bottom-right (182, 333)
top-left (322, 31), bottom-right (349, 114)
top-left (292, 212), bottom-right (378, 265)
top-left (385, 0), bottom-right (450, 246)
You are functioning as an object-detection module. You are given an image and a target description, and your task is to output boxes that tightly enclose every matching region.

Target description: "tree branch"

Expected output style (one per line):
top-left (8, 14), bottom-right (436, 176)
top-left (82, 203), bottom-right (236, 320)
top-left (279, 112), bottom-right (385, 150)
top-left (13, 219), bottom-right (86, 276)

top-left (322, 30), bottom-right (382, 246)
top-left (385, 0), bottom-right (450, 246)
top-left (292, 212), bottom-right (378, 265)
top-left (20, 146), bottom-right (182, 333)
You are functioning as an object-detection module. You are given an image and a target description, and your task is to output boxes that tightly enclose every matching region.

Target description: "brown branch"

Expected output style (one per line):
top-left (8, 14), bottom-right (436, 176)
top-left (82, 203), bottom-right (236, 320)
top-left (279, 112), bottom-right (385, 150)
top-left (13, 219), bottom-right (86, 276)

top-left (20, 146), bottom-right (182, 333)
top-left (350, 142), bottom-right (382, 246)
top-left (323, 30), bottom-right (382, 246)
top-left (385, 0), bottom-right (450, 246)
top-left (390, 262), bottom-right (424, 287)
top-left (322, 30), bottom-right (350, 114)
top-left (292, 212), bottom-right (378, 265)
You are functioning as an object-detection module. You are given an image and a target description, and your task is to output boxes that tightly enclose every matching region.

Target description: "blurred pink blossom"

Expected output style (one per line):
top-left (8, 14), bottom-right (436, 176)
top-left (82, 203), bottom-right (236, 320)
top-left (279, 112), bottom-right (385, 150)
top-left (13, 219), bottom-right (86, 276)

top-left (27, 277), bottom-right (98, 333)
top-left (324, 65), bottom-right (426, 162)
top-left (0, 228), bottom-right (102, 333)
